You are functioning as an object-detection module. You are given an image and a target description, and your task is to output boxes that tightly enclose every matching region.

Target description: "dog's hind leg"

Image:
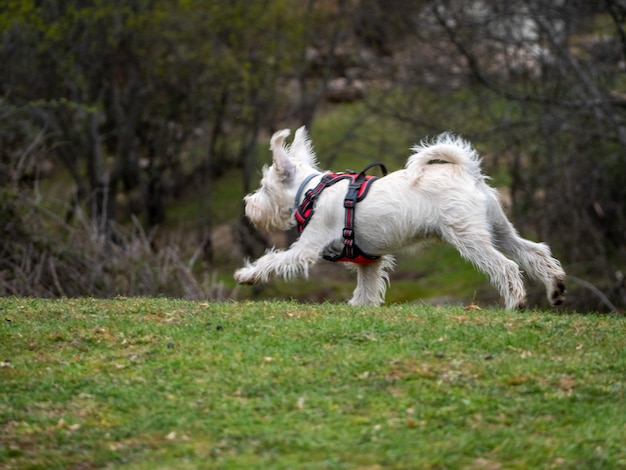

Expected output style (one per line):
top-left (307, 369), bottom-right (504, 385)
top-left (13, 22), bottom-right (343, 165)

top-left (348, 255), bottom-right (395, 306)
top-left (440, 225), bottom-right (527, 310)
top-left (487, 199), bottom-right (566, 306)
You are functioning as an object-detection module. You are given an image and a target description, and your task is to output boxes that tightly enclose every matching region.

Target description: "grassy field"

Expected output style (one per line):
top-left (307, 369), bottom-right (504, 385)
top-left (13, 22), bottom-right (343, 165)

top-left (1, 297), bottom-right (625, 469)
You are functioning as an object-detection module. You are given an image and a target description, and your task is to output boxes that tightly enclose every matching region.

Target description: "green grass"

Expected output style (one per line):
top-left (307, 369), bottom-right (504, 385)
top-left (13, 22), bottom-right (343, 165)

top-left (2, 298), bottom-right (625, 469)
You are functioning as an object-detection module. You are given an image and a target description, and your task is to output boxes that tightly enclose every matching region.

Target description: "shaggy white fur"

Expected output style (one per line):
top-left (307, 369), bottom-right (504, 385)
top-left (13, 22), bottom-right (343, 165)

top-left (235, 127), bottom-right (566, 309)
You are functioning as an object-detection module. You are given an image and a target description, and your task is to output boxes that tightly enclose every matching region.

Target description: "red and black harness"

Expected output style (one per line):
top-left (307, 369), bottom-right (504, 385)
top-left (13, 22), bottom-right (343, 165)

top-left (294, 162), bottom-right (388, 264)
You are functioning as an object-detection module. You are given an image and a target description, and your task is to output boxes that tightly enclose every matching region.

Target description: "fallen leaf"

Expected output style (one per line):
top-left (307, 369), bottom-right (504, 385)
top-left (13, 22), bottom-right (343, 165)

top-left (465, 304), bottom-right (481, 311)
top-left (296, 396), bottom-right (305, 409)
top-left (558, 377), bottom-right (577, 392)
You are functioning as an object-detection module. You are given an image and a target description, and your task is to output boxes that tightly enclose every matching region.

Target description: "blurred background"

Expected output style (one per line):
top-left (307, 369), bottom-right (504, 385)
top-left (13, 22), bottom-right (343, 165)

top-left (1, 0), bottom-right (624, 312)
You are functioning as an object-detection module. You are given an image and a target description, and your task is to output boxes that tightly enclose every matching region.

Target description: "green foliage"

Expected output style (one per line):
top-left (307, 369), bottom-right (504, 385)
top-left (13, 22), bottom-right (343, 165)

top-left (1, 298), bottom-right (625, 468)
top-left (0, 0), bottom-right (42, 30)
top-left (0, 0), bottom-right (317, 227)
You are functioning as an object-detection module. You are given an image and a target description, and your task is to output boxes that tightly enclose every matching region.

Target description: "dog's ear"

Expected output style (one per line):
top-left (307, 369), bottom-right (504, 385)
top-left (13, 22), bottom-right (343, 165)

top-left (292, 126), bottom-right (319, 169)
top-left (270, 129), bottom-right (295, 184)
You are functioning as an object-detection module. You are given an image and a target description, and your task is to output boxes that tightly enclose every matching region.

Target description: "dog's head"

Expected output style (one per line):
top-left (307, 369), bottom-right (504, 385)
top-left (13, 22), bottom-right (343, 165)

top-left (244, 127), bottom-right (319, 232)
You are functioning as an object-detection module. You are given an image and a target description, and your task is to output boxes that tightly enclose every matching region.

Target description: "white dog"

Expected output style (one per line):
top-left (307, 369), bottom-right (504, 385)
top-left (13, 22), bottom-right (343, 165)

top-left (235, 127), bottom-right (566, 309)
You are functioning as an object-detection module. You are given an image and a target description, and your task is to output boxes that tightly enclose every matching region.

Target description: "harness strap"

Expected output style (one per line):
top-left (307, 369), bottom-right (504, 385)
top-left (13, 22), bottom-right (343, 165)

top-left (295, 162), bottom-right (388, 264)
top-left (323, 172), bottom-right (381, 263)
top-left (295, 173), bottom-right (351, 233)
top-left (294, 173), bottom-right (320, 210)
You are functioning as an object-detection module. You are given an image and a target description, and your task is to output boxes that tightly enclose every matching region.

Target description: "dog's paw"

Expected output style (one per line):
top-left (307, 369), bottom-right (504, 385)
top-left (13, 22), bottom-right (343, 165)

top-left (234, 267), bottom-right (259, 285)
top-left (549, 278), bottom-right (566, 306)
top-left (321, 239), bottom-right (344, 260)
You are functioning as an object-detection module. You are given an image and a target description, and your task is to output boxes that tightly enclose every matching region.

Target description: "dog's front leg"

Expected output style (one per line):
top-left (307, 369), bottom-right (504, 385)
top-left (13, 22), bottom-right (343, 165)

top-left (234, 240), bottom-right (323, 285)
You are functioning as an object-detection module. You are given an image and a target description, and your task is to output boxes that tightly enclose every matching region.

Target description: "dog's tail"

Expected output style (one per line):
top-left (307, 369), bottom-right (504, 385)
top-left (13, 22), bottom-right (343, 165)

top-left (406, 133), bottom-right (483, 181)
